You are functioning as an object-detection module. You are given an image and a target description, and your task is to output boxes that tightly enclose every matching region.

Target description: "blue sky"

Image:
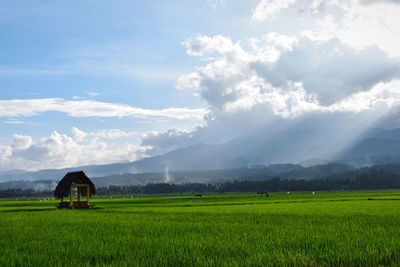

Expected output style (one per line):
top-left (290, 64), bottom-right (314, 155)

top-left (0, 1), bottom-right (218, 138)
top-left (1, 0), bottom-right (400, 171)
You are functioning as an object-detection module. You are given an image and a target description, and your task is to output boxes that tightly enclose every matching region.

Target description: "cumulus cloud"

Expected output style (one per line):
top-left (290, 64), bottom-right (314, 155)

top-left (178, 34), bottom-right (251, 109)
top-left (252, 0), bottom-right (296, 21)
top-left (0, 146), bottom-right (12, 166)
top-left (178, 34), bottom-right (400, 111)
top-left (0, 127), bottom-right (146, 171)
top-left (182, 35), bottom-right (235, 56)
top-left (248, 33), bottom-right (298, 62)
top-left (71, 127), bottom-right (87, 141)
top-left (251, 38), bottom-right (400, 105)
top-left (12, 135), bottom-right (32, 150)
top-left (149, 24), bottom-right (400, 160)
top-left (0, 98), bottom-right (206, 121)
top-left (300, 0), bottom-right (400, 57)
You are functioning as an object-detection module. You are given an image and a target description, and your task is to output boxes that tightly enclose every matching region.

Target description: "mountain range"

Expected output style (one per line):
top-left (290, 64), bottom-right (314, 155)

top-left (1, 127), bottom-right (400, 185)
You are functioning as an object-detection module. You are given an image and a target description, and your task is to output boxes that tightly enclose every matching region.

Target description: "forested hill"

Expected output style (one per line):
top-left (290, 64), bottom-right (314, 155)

top-left (2, 167), bottom-right (400, 198)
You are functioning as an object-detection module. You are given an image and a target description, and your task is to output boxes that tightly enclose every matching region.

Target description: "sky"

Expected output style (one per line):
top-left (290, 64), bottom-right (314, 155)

top-left (1, 0), bottom-right (400, 171)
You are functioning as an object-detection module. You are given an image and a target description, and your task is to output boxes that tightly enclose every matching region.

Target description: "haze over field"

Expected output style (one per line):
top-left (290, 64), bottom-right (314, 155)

top-left (1, 0), bottom-right (400, 175)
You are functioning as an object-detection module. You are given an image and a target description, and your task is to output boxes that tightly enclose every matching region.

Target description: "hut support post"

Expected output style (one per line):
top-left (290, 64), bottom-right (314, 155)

top-left (77, 187), bottom-right (80, 201)
top-left (86, 184), bottom-right (90, 206)
top-left (70, 185), bottom-right (73, 208)
top-left (61, 197), bottom-right (64, 203)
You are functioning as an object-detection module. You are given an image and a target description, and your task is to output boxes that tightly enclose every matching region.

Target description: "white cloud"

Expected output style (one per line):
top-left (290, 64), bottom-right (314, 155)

top-left (178, 35), bottom-right (252, 109)
top-left (328, 79), bottom-right (400, 113)
top-left (72, 91), bottom-right (99, 100)
top-left (251, 0), bottom-right (400, 57)
top-left (3, 120), bottom-right (26, 125)
top-left (300, 0), bottom-right (400, 57)
top-left (179, 34), bottom-right (400, 112)
top-left (0, 98), bottom-right (207, 121)
top-left (71, 127), bottom-right (87, 142)
top-left (12, 135), bottom-right (32, 150)
top-left (252, 0), bottom-right (296, 21)
top-left (340, 1), bottom-right (400, 57)
top-left (141, 129), bottom-right (198, 156)
top-left (88, 129), bottom-right (139, 140)
top-left (0, 146), bottom-right (12, 167)
top-left (248, 33), bottom-right (298, 62)
top-left (252, 38), bottom-right (400, 105)
top-left (0, 127), bottom-right (147, 171)
top-left (182, 35), bottom-right (236, 56)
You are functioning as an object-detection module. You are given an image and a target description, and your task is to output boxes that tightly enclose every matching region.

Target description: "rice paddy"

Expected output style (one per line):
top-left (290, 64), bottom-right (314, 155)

top-left (1, 191), bottom-right (400, 266)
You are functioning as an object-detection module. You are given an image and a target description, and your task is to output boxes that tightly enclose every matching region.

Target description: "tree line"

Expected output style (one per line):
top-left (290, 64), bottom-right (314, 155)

top-left (96, 169), bottom-right (400, 195)
top-left (1, 169), bottom-right (400, 198)
top-left (0, 188), bottom-right (53, 198)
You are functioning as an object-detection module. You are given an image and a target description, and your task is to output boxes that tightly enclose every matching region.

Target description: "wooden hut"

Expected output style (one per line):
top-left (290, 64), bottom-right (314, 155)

top-left (54, 171), bottom-right (96, 209)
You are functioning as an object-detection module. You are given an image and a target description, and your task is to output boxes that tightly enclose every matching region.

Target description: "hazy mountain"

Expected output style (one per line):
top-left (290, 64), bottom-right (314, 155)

top-left (129, 127), bottom-right (400, 172)
top-left (0, 169), bottom-right (28, 176)
top-left (338, 138), bottom-right (400, 167)
top-left (0, 162), bottom-right (139, 183)
top-left (266, 164), bottom-right (304, 174)
top-left (126, 129), bottom-right (332, 173)
top-left (280, 163), bottom-right (355, 180)
top-left (361, 128), bottom-right (400, 141)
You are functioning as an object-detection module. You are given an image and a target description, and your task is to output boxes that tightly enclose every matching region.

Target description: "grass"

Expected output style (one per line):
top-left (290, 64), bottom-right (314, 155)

top-left (1, 191), bottom-right (400, 266)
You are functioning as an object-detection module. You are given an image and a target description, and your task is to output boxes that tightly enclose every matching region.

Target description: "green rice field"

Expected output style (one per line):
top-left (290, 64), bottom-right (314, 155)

top-left (1, 191), bottom-right (400, 266)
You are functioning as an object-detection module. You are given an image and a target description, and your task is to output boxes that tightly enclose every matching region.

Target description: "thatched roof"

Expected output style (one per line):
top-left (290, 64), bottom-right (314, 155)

top-left (54, 171), bottom-right (96, 198)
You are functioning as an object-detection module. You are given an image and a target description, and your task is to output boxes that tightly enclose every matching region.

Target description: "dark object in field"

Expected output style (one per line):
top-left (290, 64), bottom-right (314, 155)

top-left (195, 194), bottom-right (202, 197)
top-left (257, 192), bottom-right (269, 197)
top-left (54, 171), bottom-right (96, 209)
